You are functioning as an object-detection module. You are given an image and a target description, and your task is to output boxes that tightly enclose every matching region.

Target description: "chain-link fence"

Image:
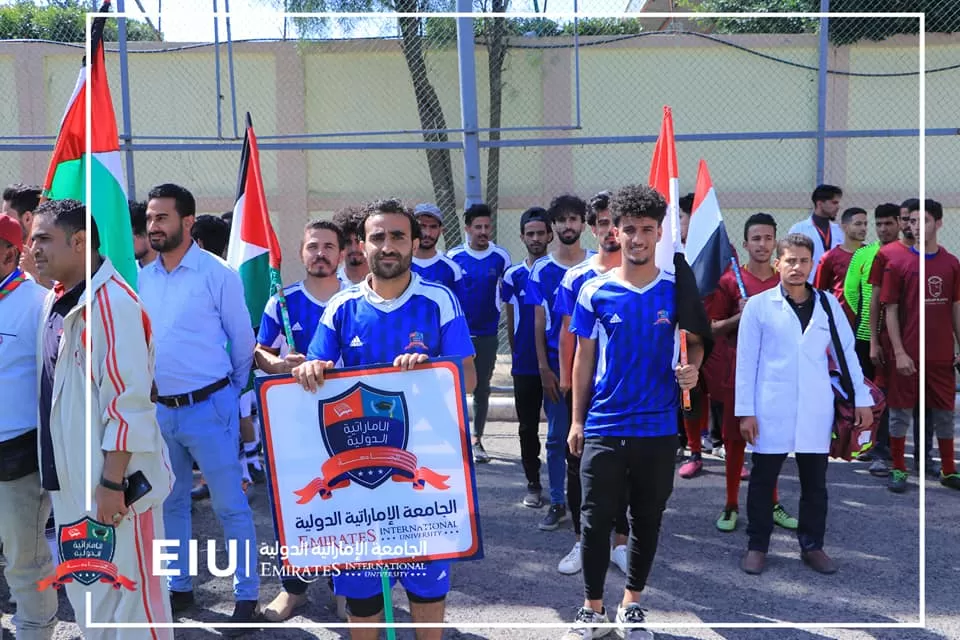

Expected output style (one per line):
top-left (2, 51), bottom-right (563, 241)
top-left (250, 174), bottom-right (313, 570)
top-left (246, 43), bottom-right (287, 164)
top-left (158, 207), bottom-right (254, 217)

top-left (2, 1), bottom-right (957, 355)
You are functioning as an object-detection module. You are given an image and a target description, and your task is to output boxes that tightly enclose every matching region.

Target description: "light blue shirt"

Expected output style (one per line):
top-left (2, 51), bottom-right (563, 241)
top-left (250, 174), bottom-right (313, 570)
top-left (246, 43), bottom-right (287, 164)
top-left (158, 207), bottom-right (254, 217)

top-left (0, 274), bottom-right (47, 441)
top-left (139, 242), bottom-right (255, 396)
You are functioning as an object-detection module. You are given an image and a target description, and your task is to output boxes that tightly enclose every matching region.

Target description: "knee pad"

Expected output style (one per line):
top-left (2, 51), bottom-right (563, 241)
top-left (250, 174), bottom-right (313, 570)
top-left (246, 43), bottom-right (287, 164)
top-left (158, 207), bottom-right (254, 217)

top-left (346, 593), bottom-right (384, 619)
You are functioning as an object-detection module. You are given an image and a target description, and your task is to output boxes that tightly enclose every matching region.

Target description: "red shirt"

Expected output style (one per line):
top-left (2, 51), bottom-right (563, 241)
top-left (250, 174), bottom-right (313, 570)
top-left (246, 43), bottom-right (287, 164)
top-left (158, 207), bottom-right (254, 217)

top-left (706, 266), bottom-right (780, 399)
top-left (815, 245), bottom-right (859, 324)
top-left (879, 246), bottom-right (920, 363)
top-left (923, 247), bottom-right (960, 365)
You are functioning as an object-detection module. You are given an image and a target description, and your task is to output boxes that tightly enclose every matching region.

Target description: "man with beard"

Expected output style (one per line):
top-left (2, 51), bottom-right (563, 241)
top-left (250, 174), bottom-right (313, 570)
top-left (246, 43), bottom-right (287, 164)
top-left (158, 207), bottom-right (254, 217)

top-left (411, 202), bottom-right (464, 297)
top-left (257, 219), bottom-right (348, 622)
top-left (295, 198), bottom-right (476, 640)
top-left (129, 200), bottom-right (157, 269)
top-left (448, 203), bottom-right (511, 464)
top-left (815, 207), bottom-right (867, 323)
top-left (333, 206), bottom-right (370, 285)
top-left (526, 195), bottom-right (592, 540)
top-left (789, 185), bottom-right (844, 284)
top-left (882, 200), bottom-right (960, 493)
top-left (501, 207), bottom-right (552, 509)
top-left (555, 191), bottom-right (631, 577)
top-left (899, 198), bottom-right (919, 248)
top-left (709, 214), bottom-right (796, 534)
top-left (842, 203), bottom-right (901, 474)
top-left (563, 185), bottom-right (702, 639)
top-left (138, 183), bottom-right (260, 631)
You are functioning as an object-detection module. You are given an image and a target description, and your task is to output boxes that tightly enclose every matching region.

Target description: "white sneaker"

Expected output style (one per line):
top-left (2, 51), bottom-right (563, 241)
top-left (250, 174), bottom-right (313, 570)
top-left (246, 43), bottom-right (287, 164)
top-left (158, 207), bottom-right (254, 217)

top-left (713, 443), bottom-right (725, 460)
top-left (610, 545), bottom-right (628, 575)
top-left (558, 541), bottom-right (583, 574)
top-left (562, 606), bottom-right (611, 639)
top-left (616, 603), bottom-right (654, 639)
top-left (701, 435), bottom-right (713, 453)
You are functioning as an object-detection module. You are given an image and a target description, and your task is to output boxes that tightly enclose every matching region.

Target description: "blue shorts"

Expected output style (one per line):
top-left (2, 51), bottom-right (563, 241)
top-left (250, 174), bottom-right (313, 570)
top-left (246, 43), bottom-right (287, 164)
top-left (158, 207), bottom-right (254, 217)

top-left (332, 560), bottom-right (450, 600)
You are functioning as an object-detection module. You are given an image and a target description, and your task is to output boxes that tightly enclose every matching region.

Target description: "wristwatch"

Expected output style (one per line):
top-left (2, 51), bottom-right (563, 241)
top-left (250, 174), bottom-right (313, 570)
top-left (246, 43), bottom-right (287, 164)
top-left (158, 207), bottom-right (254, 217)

top-left (99, 476), bottom-right (127, 492)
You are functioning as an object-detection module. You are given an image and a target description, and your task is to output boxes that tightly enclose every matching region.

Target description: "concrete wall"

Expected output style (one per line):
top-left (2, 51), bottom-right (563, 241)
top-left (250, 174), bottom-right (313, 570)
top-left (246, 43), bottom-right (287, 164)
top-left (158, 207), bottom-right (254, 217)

top-left (1, 33), bottom-right (956, 282)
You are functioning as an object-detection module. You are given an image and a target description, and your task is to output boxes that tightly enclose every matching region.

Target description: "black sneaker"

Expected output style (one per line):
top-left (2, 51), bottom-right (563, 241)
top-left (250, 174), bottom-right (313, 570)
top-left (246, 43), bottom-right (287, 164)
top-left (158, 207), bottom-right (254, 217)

top-left (170, 590), bottom-right (195, 614)
top-left (888, 469), bottom-right (909, 493)
top-left (473, 441), bottom-right (491, 464)
top-left (538, 504), bottom-right (567, 531)
top-left (223, 600), bottom-right (260, 638)
top-left (940, 472), bottom-right (960, 490)
top-left (247, 462), bottom-right (267, 484)
top-left (926, 457), bottom-right (942, 479)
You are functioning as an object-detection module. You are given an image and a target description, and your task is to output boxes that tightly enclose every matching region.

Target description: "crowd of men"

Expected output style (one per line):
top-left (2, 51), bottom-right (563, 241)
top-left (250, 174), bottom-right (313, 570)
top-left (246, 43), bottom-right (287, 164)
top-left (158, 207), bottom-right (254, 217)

top-left (0, 179), bottom-right (953, 640)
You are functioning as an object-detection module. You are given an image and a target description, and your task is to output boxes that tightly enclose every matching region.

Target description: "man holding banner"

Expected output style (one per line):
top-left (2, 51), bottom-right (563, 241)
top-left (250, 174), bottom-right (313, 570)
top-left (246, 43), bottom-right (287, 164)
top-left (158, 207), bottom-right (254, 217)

top-left (293, 198), bottom-right (476, 639)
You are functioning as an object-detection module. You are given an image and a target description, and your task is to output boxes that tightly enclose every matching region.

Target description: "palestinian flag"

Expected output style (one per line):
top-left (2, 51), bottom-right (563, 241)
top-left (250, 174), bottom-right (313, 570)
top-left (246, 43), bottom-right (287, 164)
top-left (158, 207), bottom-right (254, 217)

top-left (226, 113), bottom-right (283, 330)
top-left (43, 0), bottom-right (136, 288)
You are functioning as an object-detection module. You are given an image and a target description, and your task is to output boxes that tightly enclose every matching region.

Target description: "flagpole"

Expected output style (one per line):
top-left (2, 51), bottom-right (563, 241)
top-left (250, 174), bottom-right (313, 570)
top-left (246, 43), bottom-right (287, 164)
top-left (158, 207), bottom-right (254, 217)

top-left (270, 267), bottom-right (297, 353)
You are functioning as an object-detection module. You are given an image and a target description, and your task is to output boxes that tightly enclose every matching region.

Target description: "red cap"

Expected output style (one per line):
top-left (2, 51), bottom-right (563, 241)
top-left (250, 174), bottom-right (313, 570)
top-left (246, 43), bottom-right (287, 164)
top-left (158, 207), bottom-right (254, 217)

top-left (0, 214), bottom-right (23, 251)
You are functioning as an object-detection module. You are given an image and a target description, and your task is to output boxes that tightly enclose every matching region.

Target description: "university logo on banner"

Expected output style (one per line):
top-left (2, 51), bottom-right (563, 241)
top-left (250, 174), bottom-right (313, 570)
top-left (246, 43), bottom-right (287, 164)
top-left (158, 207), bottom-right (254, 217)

top-left (256, 360), bottom-right (482, 573)
top-left (294, 382), bottom-right (449, 501)
top-left (37, 517), bottom-right (135, 591)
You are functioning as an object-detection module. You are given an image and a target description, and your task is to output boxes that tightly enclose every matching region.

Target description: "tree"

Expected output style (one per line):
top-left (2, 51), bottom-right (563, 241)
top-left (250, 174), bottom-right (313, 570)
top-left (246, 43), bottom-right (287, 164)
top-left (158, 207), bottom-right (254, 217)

top-left (0, 0), bottom-right (158, 41)
top-left (680, 0), bottom-right (960, 45)
top-left (285, 0), bottom-right (462, 247)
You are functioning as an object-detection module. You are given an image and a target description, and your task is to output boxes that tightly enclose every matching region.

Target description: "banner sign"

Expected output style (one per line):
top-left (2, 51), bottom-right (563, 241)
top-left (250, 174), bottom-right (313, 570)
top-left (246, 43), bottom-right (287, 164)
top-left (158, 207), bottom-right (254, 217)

top-left (256, 359), bottom-right (483, 573)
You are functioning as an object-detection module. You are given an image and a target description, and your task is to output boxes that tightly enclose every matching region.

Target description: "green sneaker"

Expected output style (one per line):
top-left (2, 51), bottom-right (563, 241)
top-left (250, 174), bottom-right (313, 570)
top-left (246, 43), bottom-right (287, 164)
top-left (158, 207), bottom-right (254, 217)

top-left (888, 469), bottom-right (909, 493)
top-left (716, 508), bottom-right (738, 532)
top-left (772, 503), bottom-right (798, 530)
top-left (940, 472), bottom-right (960, 491)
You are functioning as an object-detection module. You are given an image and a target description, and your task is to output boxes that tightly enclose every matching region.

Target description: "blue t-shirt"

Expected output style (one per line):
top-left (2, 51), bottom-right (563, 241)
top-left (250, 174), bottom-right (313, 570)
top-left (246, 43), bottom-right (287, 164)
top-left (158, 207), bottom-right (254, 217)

top-left (526, 253), bottom-right (595, 362)
top-left (500, 262), bottom-right (538, 376)
top-left (307, 273), bottom-right (475, 367)
top-left (554, 259), bottom-right (603, 319)
top-left (570, 270), bottom-right (680, 438)
top-left (257, 280), bottom-right (346, 356)
top-left (412, 254), bottom-right (465, 300)
top-left (446, 243), bottom-right (511, 337)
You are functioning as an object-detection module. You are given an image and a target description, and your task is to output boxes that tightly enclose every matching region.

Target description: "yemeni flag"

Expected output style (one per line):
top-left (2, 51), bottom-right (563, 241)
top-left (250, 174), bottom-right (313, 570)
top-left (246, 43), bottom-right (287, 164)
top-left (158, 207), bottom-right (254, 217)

top-left (648, 105), bottom-right (683, 272)
top-left (43, 1), bottom-right (136, 288)
top-left (226, 113), bottom-right (293, 349)
top-left (647, 106), bottom-right (714, 365)
top-left (685, 159), bottom-right (736, 297)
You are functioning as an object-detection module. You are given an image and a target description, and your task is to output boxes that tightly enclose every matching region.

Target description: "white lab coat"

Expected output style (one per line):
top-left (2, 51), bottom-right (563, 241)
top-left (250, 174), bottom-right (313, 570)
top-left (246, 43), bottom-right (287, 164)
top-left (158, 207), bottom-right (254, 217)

top-left (789, 216), bottom-right (843, 284)
top-left (734, 286), bottom-right (873, 454)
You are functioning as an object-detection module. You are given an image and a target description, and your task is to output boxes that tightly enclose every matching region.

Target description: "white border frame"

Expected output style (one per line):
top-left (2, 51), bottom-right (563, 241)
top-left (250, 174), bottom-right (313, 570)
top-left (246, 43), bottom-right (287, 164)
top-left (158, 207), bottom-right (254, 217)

top-left (84, 8), bottom-right (926, 632)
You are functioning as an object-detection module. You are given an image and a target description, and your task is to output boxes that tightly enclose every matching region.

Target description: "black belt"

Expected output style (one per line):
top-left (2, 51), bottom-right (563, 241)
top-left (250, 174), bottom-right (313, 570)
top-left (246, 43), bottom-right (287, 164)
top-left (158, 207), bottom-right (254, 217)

top-left (156, 377), bottom-right (231, 409)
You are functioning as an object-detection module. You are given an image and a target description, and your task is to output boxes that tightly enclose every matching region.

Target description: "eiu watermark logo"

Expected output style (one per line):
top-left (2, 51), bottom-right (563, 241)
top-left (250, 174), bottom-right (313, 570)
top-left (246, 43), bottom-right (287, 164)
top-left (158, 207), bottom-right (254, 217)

top-left (294, 382), bottom-right (449, 504)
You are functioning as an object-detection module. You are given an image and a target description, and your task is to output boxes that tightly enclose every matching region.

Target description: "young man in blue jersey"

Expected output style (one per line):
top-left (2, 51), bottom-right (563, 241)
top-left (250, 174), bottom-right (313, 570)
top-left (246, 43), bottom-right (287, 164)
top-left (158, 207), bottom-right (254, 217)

top-left (412, 202), bottom-right (465, 297)
top-left (448, 203), bottom-right (512, 464)
top-left (293, 198), bottom-right (477, 640)
top-left (564, 185), bottom-right (703, 639)
top-left (526, 195), bottom-right (591, 551)
top-left (333, 206), bottom-right (370, 285)
top-left (501, 207), bottom-right (553, 508)
top-left (555, 191), bottom-right (630, 578)
top-left (255, 219), bottom-right (348, 623)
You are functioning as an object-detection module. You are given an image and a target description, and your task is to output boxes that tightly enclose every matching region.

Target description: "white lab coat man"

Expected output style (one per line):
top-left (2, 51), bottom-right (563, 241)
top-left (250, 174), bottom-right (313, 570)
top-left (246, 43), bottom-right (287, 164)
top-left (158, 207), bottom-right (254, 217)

top-left (734, 286), bottom-right (873, 453)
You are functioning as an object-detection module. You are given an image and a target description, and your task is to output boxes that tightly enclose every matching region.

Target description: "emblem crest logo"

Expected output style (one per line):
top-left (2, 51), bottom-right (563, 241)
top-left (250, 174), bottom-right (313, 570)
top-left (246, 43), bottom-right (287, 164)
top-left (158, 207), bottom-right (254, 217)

top-left (37, 517), bottom-right (135, 591)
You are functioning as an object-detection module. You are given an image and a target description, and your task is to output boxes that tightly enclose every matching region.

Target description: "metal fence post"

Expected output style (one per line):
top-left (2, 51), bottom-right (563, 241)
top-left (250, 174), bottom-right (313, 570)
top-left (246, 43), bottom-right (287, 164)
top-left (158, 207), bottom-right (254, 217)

top-left (456, 0), bottom-right (483, 208)
top-left (116, 0), bottom-right (137, 198)
top-left (816, 0), bottom-right (830, 185)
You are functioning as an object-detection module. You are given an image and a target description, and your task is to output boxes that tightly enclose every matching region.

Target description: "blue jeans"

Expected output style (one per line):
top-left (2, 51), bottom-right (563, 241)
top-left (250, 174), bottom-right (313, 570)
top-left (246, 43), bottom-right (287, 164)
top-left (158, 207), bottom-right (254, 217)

top-left (157, 386), bottom-right (260, 601)
top-left (543, 360), bottom-right (571, 506)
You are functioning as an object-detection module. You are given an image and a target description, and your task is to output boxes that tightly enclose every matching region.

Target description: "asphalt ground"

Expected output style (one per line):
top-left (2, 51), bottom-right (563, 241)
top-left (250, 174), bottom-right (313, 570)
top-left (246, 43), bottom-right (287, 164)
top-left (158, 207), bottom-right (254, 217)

top-left (2, 416), bottom-right (956, 640)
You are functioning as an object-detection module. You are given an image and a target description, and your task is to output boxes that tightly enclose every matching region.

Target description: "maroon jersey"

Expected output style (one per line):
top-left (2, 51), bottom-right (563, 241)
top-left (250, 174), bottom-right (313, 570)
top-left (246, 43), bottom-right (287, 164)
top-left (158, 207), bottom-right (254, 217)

top-left (815, 245), bottom-right (858, 324)
top-left (708, 266), bottom-right (780, 401)
top-left (924, 247), bottom-right (960, 366)
top-left (879, 246), bottom-right (920, 363)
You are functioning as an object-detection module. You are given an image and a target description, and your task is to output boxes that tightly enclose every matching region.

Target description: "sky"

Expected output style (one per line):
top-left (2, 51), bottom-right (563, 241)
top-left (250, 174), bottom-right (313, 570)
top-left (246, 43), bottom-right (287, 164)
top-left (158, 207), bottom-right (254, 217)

top-left (96, 0), bottom-right (637, 42)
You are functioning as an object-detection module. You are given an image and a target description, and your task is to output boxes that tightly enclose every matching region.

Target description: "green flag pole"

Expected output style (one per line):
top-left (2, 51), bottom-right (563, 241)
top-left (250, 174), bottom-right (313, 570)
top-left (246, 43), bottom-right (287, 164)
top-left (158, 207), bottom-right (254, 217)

top-left (270, 267), bottom-right (297, 353)
top-left (381, 569), bottom-right (396, 639)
